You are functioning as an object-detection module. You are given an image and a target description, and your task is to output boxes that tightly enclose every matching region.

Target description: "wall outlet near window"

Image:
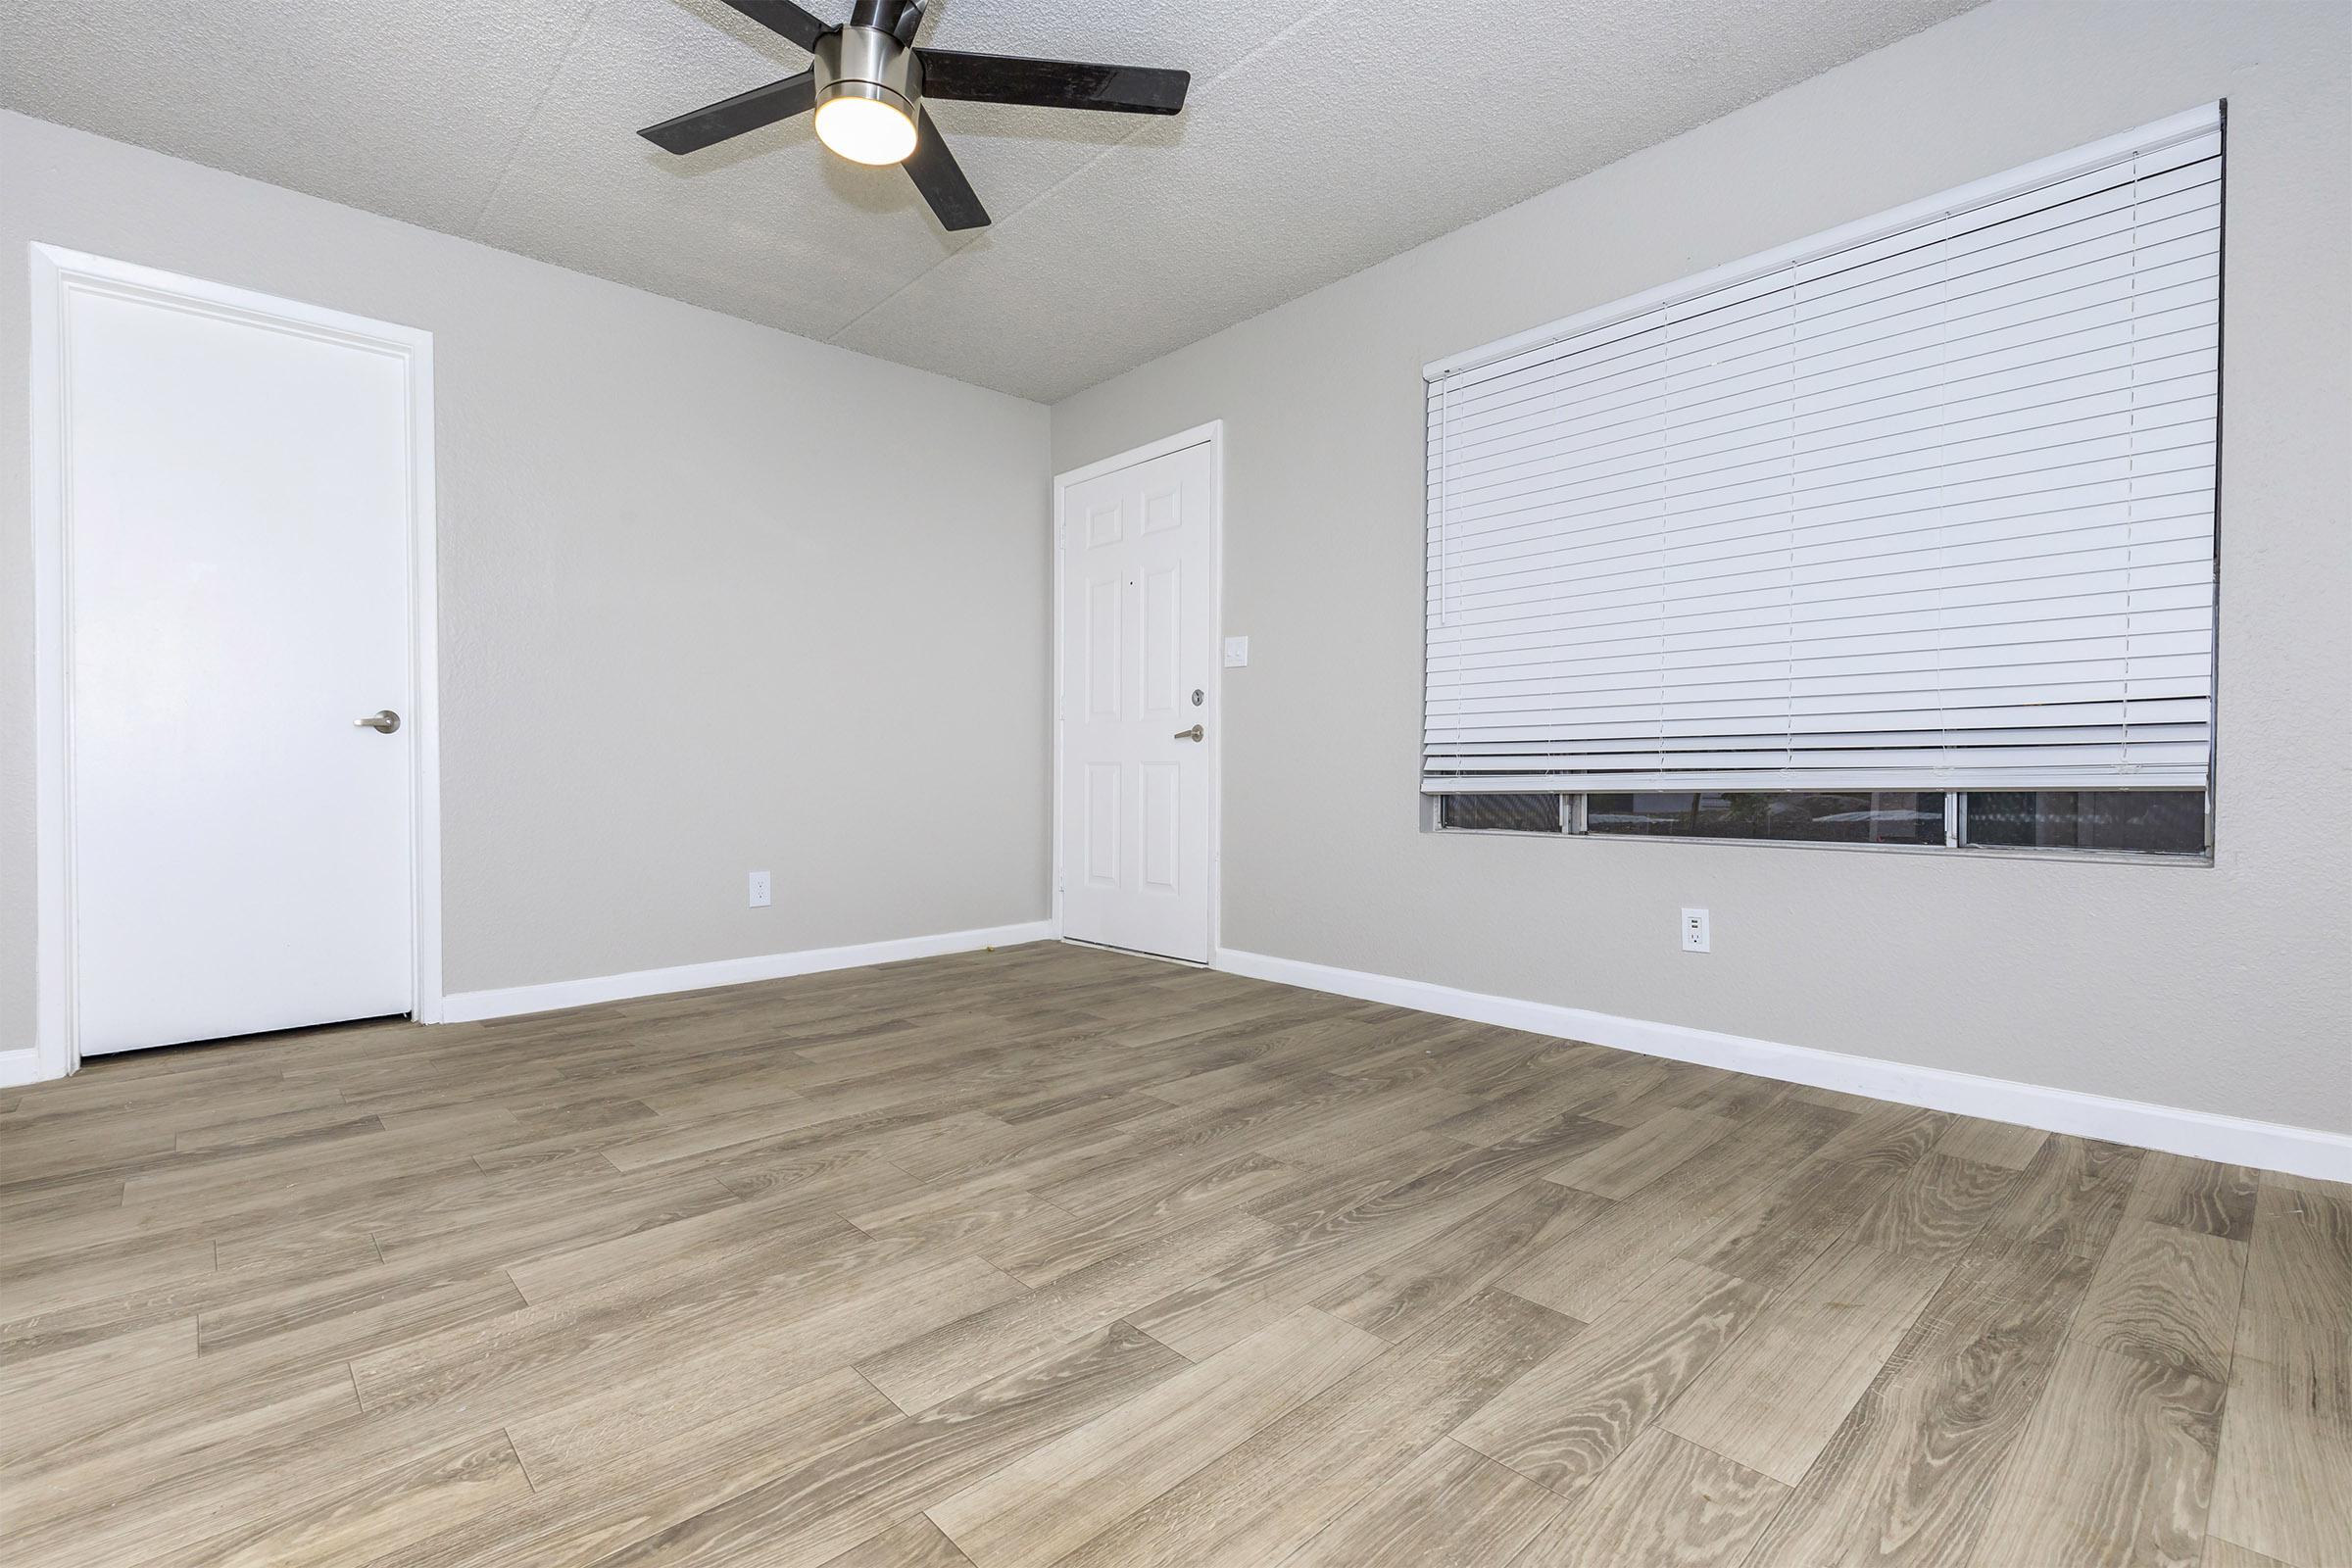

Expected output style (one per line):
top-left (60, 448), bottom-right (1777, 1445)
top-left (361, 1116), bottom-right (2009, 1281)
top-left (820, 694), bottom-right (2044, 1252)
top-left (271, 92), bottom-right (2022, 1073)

top-left (1681, 907), bottom-right (1710, 953)
top-left (748, 870), bottom-right (771, 908)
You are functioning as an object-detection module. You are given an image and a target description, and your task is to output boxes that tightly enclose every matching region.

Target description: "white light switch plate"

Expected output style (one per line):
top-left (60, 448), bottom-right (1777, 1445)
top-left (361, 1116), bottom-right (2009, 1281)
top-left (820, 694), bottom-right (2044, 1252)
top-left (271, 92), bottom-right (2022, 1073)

top-left (1223, 636), bottom-right (1250, 667)
top-left (749, 870), bottom-right (771, 908)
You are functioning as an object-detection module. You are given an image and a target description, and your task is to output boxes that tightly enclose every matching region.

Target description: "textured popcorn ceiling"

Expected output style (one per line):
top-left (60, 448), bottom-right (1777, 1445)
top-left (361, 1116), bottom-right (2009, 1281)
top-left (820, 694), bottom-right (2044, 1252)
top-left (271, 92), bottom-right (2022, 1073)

top-left (2, 0), bottom-right (1979, 401)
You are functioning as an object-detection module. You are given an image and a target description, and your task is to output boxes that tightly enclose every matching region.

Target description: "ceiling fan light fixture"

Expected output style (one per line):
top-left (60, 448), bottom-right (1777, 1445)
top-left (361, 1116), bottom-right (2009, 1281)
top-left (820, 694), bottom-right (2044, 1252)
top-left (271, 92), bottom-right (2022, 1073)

top-left (640, 1), bottom-right (1193, 233)
top-left (810, 24), bottom-right (922, 166)
top-left (813, 91), bottom-right (916, 165)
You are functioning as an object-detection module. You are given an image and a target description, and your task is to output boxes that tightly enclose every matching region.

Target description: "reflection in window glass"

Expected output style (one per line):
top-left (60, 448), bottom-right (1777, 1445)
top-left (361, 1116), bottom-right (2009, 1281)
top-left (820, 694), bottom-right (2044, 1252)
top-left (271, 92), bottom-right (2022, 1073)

top-left (1586, 792), bottom-right (1945, 845)
top-left (1963, 792), bottom-right (2206, 855)
top-left (1438, 793), bottom-right (1563, 833)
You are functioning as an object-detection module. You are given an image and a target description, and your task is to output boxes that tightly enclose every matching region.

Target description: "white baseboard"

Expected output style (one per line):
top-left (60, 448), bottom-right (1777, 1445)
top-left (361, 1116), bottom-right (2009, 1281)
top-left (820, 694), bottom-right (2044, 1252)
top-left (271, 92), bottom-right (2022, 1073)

top-left (0, 1048), bottom-right (46, 1090)
top-left (1213, 947), bottom-right (2352, 1185)
top-left (440, 920), bottom-right (1058, 1024)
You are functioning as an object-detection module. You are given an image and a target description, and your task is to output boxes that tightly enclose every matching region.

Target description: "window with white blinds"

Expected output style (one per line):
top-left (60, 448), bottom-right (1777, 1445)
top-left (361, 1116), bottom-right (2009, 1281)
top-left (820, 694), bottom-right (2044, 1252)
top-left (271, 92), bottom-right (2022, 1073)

top-left (1424, 105), bottom-right (2223, 796)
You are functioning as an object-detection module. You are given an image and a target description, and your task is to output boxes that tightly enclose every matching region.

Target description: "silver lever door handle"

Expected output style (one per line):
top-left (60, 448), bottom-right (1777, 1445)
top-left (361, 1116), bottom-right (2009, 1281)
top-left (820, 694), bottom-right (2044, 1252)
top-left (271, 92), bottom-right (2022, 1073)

top-left (356, 710), bottom-right (402, 734)
top-left (1173, 724), bottom-right (1203, 741)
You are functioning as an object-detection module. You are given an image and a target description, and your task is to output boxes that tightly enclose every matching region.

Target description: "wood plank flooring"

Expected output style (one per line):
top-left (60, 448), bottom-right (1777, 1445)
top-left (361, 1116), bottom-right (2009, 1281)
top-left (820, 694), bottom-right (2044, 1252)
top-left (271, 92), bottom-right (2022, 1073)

top-left (2, 940), bottom-right (2344, 1566)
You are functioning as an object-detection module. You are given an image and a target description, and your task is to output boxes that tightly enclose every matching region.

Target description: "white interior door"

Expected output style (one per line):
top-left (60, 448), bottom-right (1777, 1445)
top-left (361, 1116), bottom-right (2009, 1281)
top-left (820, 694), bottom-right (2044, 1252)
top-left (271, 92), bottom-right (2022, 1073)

top-left (64, 271), bottom-right (416, 1054)
top-left (1057, 438), bottom-right (1216, 963)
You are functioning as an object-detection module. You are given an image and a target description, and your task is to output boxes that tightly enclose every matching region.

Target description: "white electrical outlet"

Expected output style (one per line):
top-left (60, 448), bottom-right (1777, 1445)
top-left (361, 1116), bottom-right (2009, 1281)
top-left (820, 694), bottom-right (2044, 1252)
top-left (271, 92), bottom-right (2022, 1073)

top-left (1681, 907), bottom-right (1710, 953)
top-left (748, 870), bottom-right (771, 908)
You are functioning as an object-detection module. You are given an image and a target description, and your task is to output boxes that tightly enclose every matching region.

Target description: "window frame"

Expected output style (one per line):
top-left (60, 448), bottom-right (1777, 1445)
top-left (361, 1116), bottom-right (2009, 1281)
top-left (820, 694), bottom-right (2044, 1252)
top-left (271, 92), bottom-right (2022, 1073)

top-left (1418, 104), bottom-right (2229, 865)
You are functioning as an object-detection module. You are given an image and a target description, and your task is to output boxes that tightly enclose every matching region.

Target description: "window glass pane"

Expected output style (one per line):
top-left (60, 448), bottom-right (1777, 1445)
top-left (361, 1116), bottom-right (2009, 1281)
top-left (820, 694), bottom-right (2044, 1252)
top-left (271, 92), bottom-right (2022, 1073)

top-left (1438, 793), bottom-right (1562, 833)
top-left (1587, 792), bottom-right (1945, 845)
top-left (1963, 792), bottom-right (2206, 855)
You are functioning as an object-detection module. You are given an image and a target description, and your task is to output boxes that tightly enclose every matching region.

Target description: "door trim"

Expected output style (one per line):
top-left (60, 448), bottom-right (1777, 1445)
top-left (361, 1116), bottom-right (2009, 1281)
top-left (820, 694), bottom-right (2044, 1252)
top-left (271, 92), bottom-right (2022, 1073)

top-left (21, 243), bottom-right (443, 1087)
top-left (1051, 420), bottom-right (1224, 965)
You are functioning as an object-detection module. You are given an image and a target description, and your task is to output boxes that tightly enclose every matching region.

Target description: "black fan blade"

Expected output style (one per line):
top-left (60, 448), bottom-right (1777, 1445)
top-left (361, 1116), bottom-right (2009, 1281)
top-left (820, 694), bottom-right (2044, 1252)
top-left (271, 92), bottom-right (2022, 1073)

top-left (916, 49), bottom-right (1188, 115)
top-left (641, 71), bottom-right (816, 154)
top-left (903, 110), bottom-right (989, 230)
top-left (716, 0), bottom-right (831, 52)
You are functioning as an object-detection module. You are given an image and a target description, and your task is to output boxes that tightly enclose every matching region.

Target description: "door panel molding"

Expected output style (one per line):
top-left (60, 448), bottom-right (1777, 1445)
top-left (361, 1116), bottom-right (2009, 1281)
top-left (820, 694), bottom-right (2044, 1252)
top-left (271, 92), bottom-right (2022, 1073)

top-left (24, 243), bottom-right (442, 1084)
top-left (1052, 421), bottom-right (1222, 964)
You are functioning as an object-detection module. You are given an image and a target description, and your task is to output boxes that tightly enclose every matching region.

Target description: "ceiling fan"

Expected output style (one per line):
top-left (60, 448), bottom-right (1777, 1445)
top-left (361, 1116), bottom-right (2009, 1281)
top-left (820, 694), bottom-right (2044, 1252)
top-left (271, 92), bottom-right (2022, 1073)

top-left (641, 0), bottom-right (1191, 232)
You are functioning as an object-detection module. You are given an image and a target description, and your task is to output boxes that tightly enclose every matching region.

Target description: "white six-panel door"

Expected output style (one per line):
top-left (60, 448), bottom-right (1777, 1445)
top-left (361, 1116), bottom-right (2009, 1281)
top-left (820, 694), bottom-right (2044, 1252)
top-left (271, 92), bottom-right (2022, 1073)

top-left (1057, 438), bottom-right (1215, 963)
top-left (53, 259), bottom-right (423, 1054)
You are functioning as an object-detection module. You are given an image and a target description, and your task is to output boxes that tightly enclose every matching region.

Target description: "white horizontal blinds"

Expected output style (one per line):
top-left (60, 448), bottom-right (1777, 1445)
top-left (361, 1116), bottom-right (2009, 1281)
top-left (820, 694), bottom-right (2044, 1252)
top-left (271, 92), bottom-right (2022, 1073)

top-left (1425, 110), bottom-right (2222, 794)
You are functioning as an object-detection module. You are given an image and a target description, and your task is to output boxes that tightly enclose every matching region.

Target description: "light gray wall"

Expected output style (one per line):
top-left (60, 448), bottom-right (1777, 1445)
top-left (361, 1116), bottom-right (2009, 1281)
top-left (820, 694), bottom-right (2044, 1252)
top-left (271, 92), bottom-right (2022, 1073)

top-left (0, 109), bottom-right (1052, 1036)
top-left (1052, 1), bottom-right (2351, 1134)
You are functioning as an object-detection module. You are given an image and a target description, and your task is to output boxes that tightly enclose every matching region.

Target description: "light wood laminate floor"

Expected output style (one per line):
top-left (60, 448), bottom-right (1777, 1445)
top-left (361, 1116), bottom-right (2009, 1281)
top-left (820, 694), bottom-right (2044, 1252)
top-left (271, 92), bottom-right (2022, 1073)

top-left (2, 941), bottom-right (2344, 1567)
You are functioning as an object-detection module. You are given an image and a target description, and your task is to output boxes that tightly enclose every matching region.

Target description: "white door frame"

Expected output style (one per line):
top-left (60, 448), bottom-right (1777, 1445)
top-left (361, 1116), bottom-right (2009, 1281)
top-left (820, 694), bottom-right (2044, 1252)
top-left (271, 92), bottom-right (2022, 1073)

top-left (18, 243), bottom-right (443, 1088)
top-left (1051, 420), bottom-right (1224, 964)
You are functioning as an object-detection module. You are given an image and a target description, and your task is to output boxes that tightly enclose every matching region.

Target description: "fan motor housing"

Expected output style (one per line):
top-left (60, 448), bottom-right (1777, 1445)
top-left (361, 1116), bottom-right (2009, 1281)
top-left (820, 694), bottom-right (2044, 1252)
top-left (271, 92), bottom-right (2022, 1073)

top-left (813, 25), bottom-right (922, 121)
